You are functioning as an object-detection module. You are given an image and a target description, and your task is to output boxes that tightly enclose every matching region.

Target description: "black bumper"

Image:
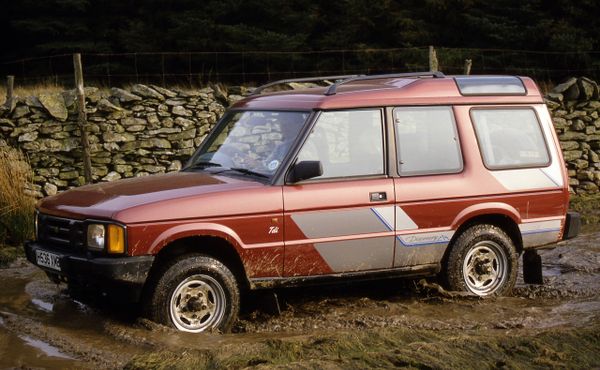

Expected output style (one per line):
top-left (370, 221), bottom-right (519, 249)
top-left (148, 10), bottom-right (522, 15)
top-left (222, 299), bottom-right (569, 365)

top-left (24, 241), bottom-right (155, 287)
top-left (563, 211), bottom-right (581, 240)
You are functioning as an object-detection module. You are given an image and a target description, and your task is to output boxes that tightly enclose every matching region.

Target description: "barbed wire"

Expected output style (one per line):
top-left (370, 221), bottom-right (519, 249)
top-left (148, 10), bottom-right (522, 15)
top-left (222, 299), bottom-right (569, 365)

top-left (1, 47), bottom-right (599, 87)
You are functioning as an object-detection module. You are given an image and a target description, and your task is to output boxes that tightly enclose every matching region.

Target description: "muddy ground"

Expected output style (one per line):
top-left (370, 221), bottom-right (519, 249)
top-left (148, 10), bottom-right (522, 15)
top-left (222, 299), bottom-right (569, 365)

top-left (1, 232), bottom-right (599, 369)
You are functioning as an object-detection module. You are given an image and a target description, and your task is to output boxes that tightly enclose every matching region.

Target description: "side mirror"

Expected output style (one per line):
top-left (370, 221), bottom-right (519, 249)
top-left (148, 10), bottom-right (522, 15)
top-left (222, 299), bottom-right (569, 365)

top-left (287, 161), bottom-right (323, 183)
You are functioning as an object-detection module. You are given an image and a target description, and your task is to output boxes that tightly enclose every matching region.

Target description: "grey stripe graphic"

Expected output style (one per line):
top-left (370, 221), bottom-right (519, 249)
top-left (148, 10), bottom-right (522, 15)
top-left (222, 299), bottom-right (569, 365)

top-left (314, 236), bottom-right (395, 272)
top-left (291, 208), bottom-right (389, 239)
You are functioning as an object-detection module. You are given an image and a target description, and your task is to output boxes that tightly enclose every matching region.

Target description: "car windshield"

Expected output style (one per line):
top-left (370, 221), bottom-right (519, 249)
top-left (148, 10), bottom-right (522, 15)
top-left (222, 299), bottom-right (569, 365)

top-left (185, 110), bottom-right (309, 179)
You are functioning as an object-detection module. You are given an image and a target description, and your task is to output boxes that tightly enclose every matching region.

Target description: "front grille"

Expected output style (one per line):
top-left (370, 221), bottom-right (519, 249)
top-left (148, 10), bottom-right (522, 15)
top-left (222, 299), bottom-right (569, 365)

top-left (38, 214), bottom-right (85, 250)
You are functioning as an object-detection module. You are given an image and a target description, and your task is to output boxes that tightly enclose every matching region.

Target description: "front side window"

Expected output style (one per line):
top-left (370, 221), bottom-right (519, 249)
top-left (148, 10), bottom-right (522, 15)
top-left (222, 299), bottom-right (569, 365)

top-left (471, 108), bottom-right (550, 169)
top-left (295, 109), bottom-right (384, 179)
top-left (186, 110), bottom-right (309, 178)
top-left (394, 106), bottom-right (463, 176)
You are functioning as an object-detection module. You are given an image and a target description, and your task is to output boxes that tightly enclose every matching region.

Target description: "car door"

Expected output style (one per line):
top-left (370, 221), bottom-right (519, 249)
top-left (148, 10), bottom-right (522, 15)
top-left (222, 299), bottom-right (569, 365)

top-left (391, 106), bottom-right (465, 267)
top-left (282, 109), bottom-right (396, 277)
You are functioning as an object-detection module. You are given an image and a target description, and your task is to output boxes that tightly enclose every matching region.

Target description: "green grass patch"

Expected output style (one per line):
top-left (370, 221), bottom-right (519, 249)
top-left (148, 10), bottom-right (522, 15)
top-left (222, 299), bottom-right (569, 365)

top-left (570, 194), bottom-right (600, 232)
top-left (124, 323), bottom-right (600, 369)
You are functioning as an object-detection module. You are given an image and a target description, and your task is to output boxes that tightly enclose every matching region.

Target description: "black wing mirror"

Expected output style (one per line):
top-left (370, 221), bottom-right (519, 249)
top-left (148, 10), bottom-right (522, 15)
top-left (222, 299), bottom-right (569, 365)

top-left (286, 161), bottom-right (323, 183)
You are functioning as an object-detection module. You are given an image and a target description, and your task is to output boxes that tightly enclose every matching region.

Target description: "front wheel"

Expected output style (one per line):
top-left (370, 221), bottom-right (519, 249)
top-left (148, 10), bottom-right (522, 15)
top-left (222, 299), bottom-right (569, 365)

top-left (444, 224), bottom-right (518, 296)
top-left (146, 255), bottom-right (240, 333)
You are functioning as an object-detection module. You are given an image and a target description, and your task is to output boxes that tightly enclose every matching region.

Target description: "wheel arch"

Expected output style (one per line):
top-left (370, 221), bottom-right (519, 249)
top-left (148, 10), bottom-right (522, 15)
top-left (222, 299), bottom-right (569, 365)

top-left (448, 203), bottom-right (524, 257)
top-left (146, 233), bottom-right (250, 292)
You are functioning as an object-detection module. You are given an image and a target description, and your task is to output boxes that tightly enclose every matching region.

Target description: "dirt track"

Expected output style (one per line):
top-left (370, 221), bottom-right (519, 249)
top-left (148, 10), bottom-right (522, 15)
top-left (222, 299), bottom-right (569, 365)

top-left (1, 232), bottom-right (599, 369)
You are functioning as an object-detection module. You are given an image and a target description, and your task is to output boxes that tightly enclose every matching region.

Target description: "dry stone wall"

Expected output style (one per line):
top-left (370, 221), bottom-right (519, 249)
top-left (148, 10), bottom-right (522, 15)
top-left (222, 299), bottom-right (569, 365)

top-left (0, 84), bottom-right (243, 197)
top-left (1, 79), bottom-right (600, 196)
top-left (545, 77), bottom-right (600, 194)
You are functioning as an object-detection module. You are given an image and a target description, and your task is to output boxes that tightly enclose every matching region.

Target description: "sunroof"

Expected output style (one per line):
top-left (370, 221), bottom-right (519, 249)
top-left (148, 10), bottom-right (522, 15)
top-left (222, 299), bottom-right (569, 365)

top-left (455, 76), bottom-right (526, 95)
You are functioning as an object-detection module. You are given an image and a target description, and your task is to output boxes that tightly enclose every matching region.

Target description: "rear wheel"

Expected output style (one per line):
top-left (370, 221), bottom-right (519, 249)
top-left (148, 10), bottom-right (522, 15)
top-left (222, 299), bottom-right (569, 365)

top-left (146, 255), bottom-right (239, 332)
top-left (444, 224), bottom-right (517, 296)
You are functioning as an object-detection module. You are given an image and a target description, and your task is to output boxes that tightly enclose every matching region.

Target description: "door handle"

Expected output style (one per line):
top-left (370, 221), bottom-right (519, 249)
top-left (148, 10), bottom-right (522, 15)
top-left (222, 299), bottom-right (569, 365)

top-left (369, 192), bottom-right (387, 202)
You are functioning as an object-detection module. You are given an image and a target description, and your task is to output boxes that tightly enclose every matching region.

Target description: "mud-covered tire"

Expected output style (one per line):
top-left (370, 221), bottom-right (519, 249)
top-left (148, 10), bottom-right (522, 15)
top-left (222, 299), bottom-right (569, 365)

top-left (145, 255), bottom-right (239, 333)
top-left (444, 224), bottom-right (518, 296)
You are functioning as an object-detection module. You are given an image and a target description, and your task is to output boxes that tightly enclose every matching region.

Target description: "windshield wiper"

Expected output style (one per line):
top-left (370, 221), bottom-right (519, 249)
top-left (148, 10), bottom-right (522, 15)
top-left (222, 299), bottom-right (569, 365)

top-left (183, 161), bottom-right (222, 171)
top-left (228, 167), bottom-right (269, 178)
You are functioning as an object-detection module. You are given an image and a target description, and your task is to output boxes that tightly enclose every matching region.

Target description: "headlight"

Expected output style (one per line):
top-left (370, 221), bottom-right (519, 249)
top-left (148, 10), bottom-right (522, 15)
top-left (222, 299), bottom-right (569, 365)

top-left (87, 224), bottom-right (105, 250)
top-left (86, 223), bottom-right (126, 254)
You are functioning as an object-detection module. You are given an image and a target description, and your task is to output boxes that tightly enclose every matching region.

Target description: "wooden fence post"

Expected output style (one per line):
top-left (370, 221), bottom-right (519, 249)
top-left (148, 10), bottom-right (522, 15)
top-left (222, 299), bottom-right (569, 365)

top-left (73, 53), bottom-right (93, 184)
top-left (429, 46), bottom-right (439, 72)
top-left (5, 75), bottom-right (15, 112)
top-left (463, 59), bottom-right (473, 75)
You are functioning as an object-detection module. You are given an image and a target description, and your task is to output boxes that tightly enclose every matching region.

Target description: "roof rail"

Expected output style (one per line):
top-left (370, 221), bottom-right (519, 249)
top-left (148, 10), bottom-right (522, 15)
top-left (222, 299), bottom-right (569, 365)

top-left (250, 75), bottom-right (362, 96)
top-left (324, 71), bottom-right (446, 96)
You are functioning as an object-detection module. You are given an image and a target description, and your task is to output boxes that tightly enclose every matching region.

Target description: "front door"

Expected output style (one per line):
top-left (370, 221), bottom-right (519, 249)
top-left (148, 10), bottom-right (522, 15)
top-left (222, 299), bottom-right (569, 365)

top-left (282, 109), bottom-right (396, 277)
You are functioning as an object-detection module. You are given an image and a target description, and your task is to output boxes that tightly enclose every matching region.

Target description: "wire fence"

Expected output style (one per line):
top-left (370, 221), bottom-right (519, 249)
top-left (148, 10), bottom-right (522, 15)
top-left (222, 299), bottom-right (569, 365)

top-left (2, 47), bottom-right (600, 88)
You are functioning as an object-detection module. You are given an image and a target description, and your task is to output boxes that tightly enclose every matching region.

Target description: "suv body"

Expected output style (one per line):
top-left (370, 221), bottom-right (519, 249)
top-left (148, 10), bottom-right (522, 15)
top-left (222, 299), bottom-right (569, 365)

top-left (25, 73), bottom-right (580, 332)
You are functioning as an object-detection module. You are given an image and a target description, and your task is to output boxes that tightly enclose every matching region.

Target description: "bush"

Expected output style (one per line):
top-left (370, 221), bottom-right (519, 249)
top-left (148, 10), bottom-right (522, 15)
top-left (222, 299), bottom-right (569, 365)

top-left (0, 146), bottom-right (36, 246)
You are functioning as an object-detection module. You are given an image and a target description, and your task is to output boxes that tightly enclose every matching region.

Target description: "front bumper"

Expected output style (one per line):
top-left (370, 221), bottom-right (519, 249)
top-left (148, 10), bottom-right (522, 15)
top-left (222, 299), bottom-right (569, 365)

top-left (24, 241), bottom-right (154, 287)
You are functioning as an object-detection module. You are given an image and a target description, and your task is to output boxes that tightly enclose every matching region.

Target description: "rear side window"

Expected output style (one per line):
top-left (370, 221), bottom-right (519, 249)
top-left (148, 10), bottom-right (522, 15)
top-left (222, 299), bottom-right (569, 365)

top-left (394, 106), bottom-right (463, 176)
top-left (471, 108), bottom-right (550, 169)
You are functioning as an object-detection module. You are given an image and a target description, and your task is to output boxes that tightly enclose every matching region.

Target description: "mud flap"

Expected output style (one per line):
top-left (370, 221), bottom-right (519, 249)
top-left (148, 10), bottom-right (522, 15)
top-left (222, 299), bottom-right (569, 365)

top-left (522, 250), bottom-right (543, 285)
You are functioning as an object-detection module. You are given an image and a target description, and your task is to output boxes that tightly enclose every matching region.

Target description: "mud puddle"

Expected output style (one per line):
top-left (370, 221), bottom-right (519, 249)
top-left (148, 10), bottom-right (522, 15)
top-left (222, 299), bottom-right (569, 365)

top-left (0, 232), bottom-right (599, 368)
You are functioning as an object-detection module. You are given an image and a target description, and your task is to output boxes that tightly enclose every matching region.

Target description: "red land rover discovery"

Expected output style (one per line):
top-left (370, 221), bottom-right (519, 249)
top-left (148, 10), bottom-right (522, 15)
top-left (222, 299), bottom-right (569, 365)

top-left (25, 72), bottom-right (581, 332)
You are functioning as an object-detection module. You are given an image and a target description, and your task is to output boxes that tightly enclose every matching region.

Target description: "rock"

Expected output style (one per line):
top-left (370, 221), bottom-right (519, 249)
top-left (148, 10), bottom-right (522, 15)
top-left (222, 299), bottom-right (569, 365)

top-left (165, 98), bottom-right (186, 106)
top-left (553, 77), bottom-right (577, 93)
top-left (102, 171), bottom-right (121, 182)
top-left (142, 165), bottom-right (166, 173)
top-left (97, 98), bottom-right (123, 112)
top-left (546, 92), bottom-right (563, 102)
top-left (25, 96), bottom-right (44, 108)
top-left (560, 141), bottom-right (579, 151)
top-left (131, 84), bottom-right (165, 101)
top-left (174, 117), bottom-right (194, 129)
top-left (12, 105), bottom-right (30, 119)
top-left (43, 183), bottom-right (58, 196)
top-left (40, 122), bottom-right (63, 134)
top-left (150, 85), bottom-right (177, 98)
top-left (18, 131), bottom-right (38, 142)
top-left (563, 150), bottom-right (583, 161)
top-left (110, 88), bottom-right (142, 103)
top-left (121, 117), bottom-right (146, 127)
top-left (167, 128), bottom-right (196, 141)
top-left (572, 119), bottom-right (586, 131)
top-left (114, 164), bottom-right (133, 173)
top-left (564, 83), bottom-right (580, 101)
top-left (578, 77), bottom-right (598, 100)
top-left (559, 132), bottom-right (587, 141)
top-left (172, 105), bottom-right (193, 117)
top-left (103, 132), bottom-right (136, 143)
top-left (38, 93), bottom-right (68, 121)
top-left (125, 125), bottom-right (145, 132)
top-left (168, 160), bottom-right (182, 172)
top-left (59, 170), bottom-right (80, 180)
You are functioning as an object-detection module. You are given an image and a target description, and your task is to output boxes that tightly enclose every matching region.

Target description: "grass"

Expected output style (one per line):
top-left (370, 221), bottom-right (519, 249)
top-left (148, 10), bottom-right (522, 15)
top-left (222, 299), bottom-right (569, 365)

top-left (124, 323), bottom-right (600, 369)
top-left (569, 193), bottom-right (600, 232)
top-left (0, 146), bottom-right (35, 265)
top-left (0, 81), bottom-right (67, 105)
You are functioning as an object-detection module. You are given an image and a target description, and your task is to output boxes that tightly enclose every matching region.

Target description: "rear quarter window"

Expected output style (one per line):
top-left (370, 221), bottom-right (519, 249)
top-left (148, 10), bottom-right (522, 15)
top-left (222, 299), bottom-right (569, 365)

top-left (471, 108), bottom-right (550, 169)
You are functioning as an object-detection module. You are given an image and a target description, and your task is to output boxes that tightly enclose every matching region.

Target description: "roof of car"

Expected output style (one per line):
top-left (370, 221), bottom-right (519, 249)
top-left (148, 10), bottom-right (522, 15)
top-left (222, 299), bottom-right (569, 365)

top-left (231, 74), bottom-right (544, 111)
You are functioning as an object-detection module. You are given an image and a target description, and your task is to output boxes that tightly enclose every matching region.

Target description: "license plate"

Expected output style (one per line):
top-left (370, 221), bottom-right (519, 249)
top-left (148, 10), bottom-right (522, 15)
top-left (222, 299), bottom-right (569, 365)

top-left (35, 250), bottom-right (61, 271)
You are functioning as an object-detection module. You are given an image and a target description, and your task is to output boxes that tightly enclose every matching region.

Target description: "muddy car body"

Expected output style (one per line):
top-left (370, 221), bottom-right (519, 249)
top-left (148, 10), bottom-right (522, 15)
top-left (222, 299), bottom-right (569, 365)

top-left (25, 72), bottom-right (580, 332)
